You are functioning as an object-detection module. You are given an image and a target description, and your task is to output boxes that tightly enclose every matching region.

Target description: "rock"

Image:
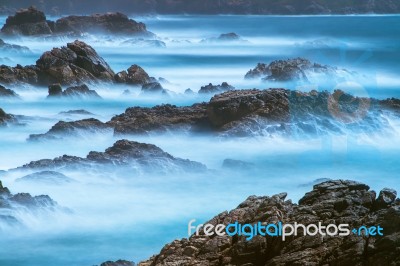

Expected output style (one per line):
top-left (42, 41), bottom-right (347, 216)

top-left (0, 181), bottom-right (11, 198)
top-left (1, 7), bottom-right (153, 37)
top-left (375, 188), bottom-right (397, 208)
top-left (59, 109), bottom-right (94, 115)
top-left (122, 39), bottom-right (166, 48)
top-left (184, 88), bottom-right (195, 95)
top-left (0, 64), bottom-right (39, 84)
top-left (245, 58), bottom-right (355, 84)
top-left (62, 84), bottom-right (101, 98)
top-left (36, 40), bottom-right (115, 85)
top-left (201, 32), bottom-right (245, 43)
top-left (115, 65), bottom-right (151, 86)
top-left (100, 260), bottom-right (135, 266)
top-left (48, 83), bottom-right (62, 96)
top-left (1, 6), bottom-right (52, 36)
top-left (28, 118), bottom-right (111, 141)
top-left (138, 180), bottom-right (400, 266)
top-left (108, 103), bottom-right (209, 135)
top-left (0, 39), bottom-right (30, 53)
top-left (16, 171), bottom-right (74, 184)
top-left (198, 82), bottom-right (234, 94)
top-left (18, 139), bottom-right (207, 174)
top-left (222, 159), bottom-right (254, 170)
top-left (0, 108), bottom-right (16, 126)
top-left (54, 12), bottom-right (153, 37)
top-left (141, 82), bottom-right (167, 94)
top-left (0, 84), bottom-right (19, 98)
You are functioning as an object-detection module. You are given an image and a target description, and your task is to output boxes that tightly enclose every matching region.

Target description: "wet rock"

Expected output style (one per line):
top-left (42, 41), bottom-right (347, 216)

top-left (115, 64), bottom-right (151, 86)
top-left (36, 40), bottom-right (115, 85)
top-left (108, 103), bottom-right (209, 135)
top-left (201, 32), bottom-right (245, 43)
top-left (48, 83), bottom-right (62, 96)
top-left (100, 260), bottom-right (135, 266)
top-left (375, 188), bottom-right (397, 208)
top-left (28, 118), bottom-right (111, 141)
top-left (139, 180), bottom-right (399, 266)
top-left (0, 84), bottom-right (19, 98)
top-left (0, 39), bottom-right (30, 53)
top-left (184, 88), bottom-right (195, 95)
top-left (198, 82), bottom-right (234, 94)
top-left (16, 171), bottom-right (74, 185)
top-left (18, 139), bottom-right (207, 174)
top-left (1, 6), bottom-right (52, 36)
top-left (59, 109), bottom-right (94, 115)
top-left (0, 64), bottom-right (39, 84)
top-left (141, 82), bottom-right (167, 94)
top-left (0, 108), bottom-right (16, 126)
top-left (122, 39), bottom-right (166, 48)
top-left (47, 84), bottom-right (101, 98)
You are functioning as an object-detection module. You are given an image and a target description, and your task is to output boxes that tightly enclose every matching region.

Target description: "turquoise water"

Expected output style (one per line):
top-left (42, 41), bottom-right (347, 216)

top-left (0, 15), bottom-right (399, 265)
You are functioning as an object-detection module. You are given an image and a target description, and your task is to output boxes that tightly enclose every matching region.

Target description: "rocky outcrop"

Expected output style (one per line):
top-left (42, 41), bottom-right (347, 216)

top-left (139, 180), bottom-right (400, 266)
top-left (198, 82), bottom-right (234, 94)
top-left (0, 108), bottom-right (16, 126)
top-left (108, 103), bottom-right (209, 135)
top-left (141, 82), bottom-right (167, 95)
top-left (47, 84), bottom-right (101, 98)
top-left (245, 58), bottom-right (356, 84)
top-left (201, 33), bottom-right (245, 43)
top-left (0, 39), bottom-right (30, 53)
top-left (28, 118), bottom-right (111, 141)
top-left (0, 180), bottom-right (58, 224)
top-left (0, 84), bottom-right (19, 98)
top-left (100, 260), bottom-right (135, 266)
top-left (115, 65), bottom-right (151, 86)
top-left (0, 40), bottom-right (151, 86)
top-left (18, 139), bottom-right (207, 173)
top-left (1, 7), bottom-right (152, 37)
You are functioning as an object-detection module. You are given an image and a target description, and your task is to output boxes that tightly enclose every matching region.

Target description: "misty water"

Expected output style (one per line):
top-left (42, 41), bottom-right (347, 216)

top-left (0, 15), bottom-right (400, 265)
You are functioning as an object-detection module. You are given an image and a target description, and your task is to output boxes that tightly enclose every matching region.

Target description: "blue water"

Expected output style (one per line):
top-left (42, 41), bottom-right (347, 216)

top-left (0, 15), bottom-right (399, 266)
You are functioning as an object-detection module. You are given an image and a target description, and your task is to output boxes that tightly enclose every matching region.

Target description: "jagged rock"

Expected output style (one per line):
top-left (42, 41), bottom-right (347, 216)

top-left (54, 12), bottom-right (153, 37)
top-left (108, 104), bottom-right (209, 135)
top-left (0, 39), bottom-right (30, 53)
top-left (47, 84), bottom-right (101, 98)
top-left (115, 65), bottom-right (151, 85)
top-left (18, 139), bottom-right (207, 173)
top-left (1, 7), bottom-right (153, 37)
top-left (0, 181), bottom-right (11, 198)
top-left (245, 58), bottom-right (355, 84)
top-left (139, 180), bottom-right (400, 266)
top-left (36, 40), bottom-right (115, 85)
top-left (184, 88), bottom-right (195, 95)
top-left (1, 6), bottom-right (52, 36)
top-left (48, 83), bottom-right (62, 96)
top-left (141, 82), bottom-right (167, 94)
top-left (100, 260), bottom-right (135, 266)
top-left (59, 109), bottom-right (94, 115)
top-left (0, 84), bottom-right (19, 98)
top-left (0, 108), bottom-right (16, 126)
top-left (16, 171), bottom-right (74, 184)
top-left (0, 64), bottom-right (39, 84)
top-left (198, 82), bottom-right (234, 94)
top-left (28, 118), bottom-right (111, 141)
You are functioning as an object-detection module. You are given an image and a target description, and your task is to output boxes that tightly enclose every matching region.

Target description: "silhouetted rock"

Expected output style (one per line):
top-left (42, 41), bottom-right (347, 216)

top-left (28, 118), bottom-right (111, 141)
top-left (201, 32), bottom-right (244, 43)
top-left (48, 83), bottom-right (62, 96)
top-left (18, 139), bottom-right (207, 174)
top-left (198, 82), bottom-right (234, 94)
top-left (141, 82), bottom-right (167, 94)
top-left (0, 108), bottom-right (16, 126)
top-left (59, 109), bottom-right (94, 115)
top-left (47, 84), bottom-right (101, 98)
top-left (0, 84), bottom-right (19, 98)
top-left (0, 39), bottom-right (30, 53)
top-left (139, 180), bottom-right (400, 266)
top-left (122, 39), bottom-right (166, 48)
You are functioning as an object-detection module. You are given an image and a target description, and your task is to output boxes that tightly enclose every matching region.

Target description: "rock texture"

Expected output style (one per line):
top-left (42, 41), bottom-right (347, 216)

top-left (0, 84), bottom-right (19, 98)
top-left (1, 7), bottom-right (152, 37)
top-left (28, 118), bottom-right (111, 141)
top-left (245, 58), bottom-right (357, 84)
top-left (0, 40), bottom-right (151, 86)
top-left (16, 171), bottom-right (74, 184)
top-left (0, 39), bottom-right (30, 53)
top-left (100, 260), bottom-right (135, 266)
top-left (139, 180), bottom-right (400, 266)
top-left (18, 139), bottom-right (207, 174)
top-left (0, 180), bottom-right (58, 224)
top-left (198, 82), bottom-right (235, 94)
top-left (0, 108), bottom-right (16, 126)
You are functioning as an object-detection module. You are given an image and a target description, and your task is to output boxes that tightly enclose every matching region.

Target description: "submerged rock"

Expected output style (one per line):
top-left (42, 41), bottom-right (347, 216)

top-left (141, 82), bottom-right (167, 95)
top-left (18, 139), bottom-right (207, 174)
top-left (0, 39), bottom-right (30, 53)
top-left (0, 84), bottom-right (19, 98)
top-left (115, 64), bottom-right (151, 86)
top-left (47, 84), bottom-right (101, 99)
top-left (16, 171), bottom-right (74, 184)
top-left (139, 180), bottom-right (400, 266)
top-left (100, 260), bottom-right (135, 266)
top-left (59, 109), bottom-right (94, 115)
top-left (201, 32), bottom-right (246, 43)
top-left (0, 108), bottom-right (16, 126)
top-left (198, 82), bottom-right (234, 94)
top-left (28, 118), bottom-right (111, 141)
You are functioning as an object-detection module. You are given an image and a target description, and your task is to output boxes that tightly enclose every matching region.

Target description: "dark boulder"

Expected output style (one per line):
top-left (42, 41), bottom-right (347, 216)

top-left (48, 84), bottom-right (101, 98)
top-left (115, 64), bottom-right (151, 85)
top-left (0, 64), bottom-right (39, 84)
top-left (1, 6), bottom-right (52, 36)
top-left (0, 108), bottom-right (16, 126)
top-left (141, 82), bottom-right (167, 94)
top-left (48, 83), bottom-right (62, 96)
top-left (139, 180), bottom-right (400, 266)
top-left (198, 82), bottom-right (234, 94)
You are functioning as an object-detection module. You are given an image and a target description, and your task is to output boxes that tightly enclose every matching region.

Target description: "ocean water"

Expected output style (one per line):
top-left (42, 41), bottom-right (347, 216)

top-left (0, 15), bottom-right (399, 265)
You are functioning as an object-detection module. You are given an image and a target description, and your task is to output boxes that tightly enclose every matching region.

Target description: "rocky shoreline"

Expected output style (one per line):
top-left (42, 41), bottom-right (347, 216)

top-left (128, 179), bottom-right (399, 266)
